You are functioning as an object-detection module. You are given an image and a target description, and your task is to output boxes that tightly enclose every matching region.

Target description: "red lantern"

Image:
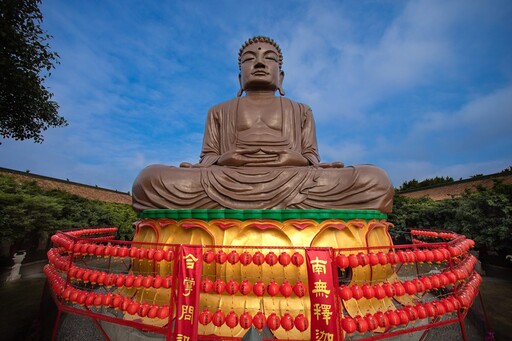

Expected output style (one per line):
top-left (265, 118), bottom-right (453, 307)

top-left (414, 249), bottom-right (426, 263)
top-left (403, 281), bottom-right (416, 295)
top-left (355, 315), bottom-right (369, 333)
top-left (253, 312), bottom-right (266, 330)
top-left (216, 250), bottom-right (227, 264)
top-left (336, 254), bottom-right (349, 269)
top-left (153, 249), bottom-right (164, 262)
top-left (148, 304), bottom-right (159, 319)
top-left (112, 295), bottom-right (122, 309)
top-left (342, 317), bottom-right (357, 334)
top-left (351, 284), bottom-right (363, 300)
top-left (267, 281), bottom-right (280, 297)
top-left (138, 303), bottom-right (150, 318)
top-left (226, 311), bottom-right (238, 328)
top-left (85, 292), bottom-right (96, 307)
top-left (133, 275), bottom-right (144, 288)
top-left (377, 252), bottom-right (388, 265)
top-left (89, 271), bottom-right (99, 285)
top-left (397, 309), bottom-right (409, 325)
top-left (240, 279), bottom-right (252, 295)
top-left (420, 276), bottom-right (432, 291)
top-left (424, 250), bottom-right (434, 263)
top-left (77, 292), bottom-right (87, 305)
top-left (157, 305), bottom-right (170, 319)
top-left (415, 304), bottom-right (427, 319)
top-left (429, 275), bottom-right (440, 289)
top-left (240, 311), bottom-right (253, 329)
top-left (127, 301), bottom-right (140, 315)
top-left (226, 279), bottom-right (239, 295)
top-left (432, 249), bottom-right (444, 263)
top-left (265, 252), bottom-right (278, 266)
top-left (433, 301), bottom-right (446, 316)
top-left (386, 310), bottom-right (400, 327)
top-left (368, 253), bottom-right (379, 266)
top-left (365, 313), bottom-right (379, 331)
top-left (129, 247), bottom-right (139, 258)
top-left (293, 281), bottom-right (306, 297)
top-left (387, 252), bottom-right (399, 265)
top-left (280, 313), bottom-right (294, 331)
top-left (240, 251), bottom-right (252, 265)
top-left (102, 293), bottom-right (113, 307)
top-left (338, 285), bottom-right (353, 300)
top-left (212, 310), bottom-right (225, 327)
top-left (291, 252), bottom-right (304, 266)
top-left (294, 314), bottom-right (308, 332)
top-left (199, 309), bottom-right (213, 325)
top-left (164, 249), bottom-right (174, 261)
top-left (203, 250), bottom-right (215, 264)
top-left (93, 293), bottom-right (103, 307)
top-left (162, 276), bottom-right (172, 289)
top-left (374, 311), bottom-right (390, 329)
top-left (142, 275), bottom-right (154, 289)
top-left (404, 305), bottom-right (418, 321)
top-left (118, 246), bottom-right (129, 258)
top-left (153, 275), bottom-right (163, 289)
top-left (214, 279), bottom-right (226, 294)
top-left (438, 273), bottom-right (449, 287)
top-left (382, 282), bottom-right (395, 297)
top-left (357, 252), bottom-right (369, 266)
top-left (253, 251), bottom-right (265, 265)
top-left (374, 284), bottom-right (386, 300)
top-left (362, 284), bottom-right (375, 299)
top-left (279, 252), bottom-right (291, 266)
top-left (280, 281), bottom-right (293, 298)
top-left (348, 254), bottom-right (359, 268)
top-left (267, 313), bottom-right (280, 331)
top-left (253, 280), bottom-right (265, 296)
top-left (392, 282), bottom-right (405, 296)
top-left (423, 302), bottom-right (436, 317)
top-left (227, 250), bottom-right (239, 264)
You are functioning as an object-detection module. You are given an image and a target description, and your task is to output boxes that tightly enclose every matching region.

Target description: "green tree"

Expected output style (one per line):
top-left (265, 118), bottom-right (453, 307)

top-left (0, 0), bottom-right (67, 143)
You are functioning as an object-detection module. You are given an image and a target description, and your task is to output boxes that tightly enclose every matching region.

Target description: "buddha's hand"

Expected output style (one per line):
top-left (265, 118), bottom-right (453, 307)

top-left (217, 148), bottom-right (272, 166)
top-left (318, 161), bottom-right (345, 168)
top-left (254, 148), bottom-right (310, 167)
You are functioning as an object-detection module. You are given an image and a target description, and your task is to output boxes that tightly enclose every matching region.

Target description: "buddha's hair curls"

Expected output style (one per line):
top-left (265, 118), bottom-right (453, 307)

top-left (238, 36), bottom-right (283, 70)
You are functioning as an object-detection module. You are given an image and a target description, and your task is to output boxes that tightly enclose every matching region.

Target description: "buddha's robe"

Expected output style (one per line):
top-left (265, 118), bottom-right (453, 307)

top-left (132, 97), bottom-right (394, 212)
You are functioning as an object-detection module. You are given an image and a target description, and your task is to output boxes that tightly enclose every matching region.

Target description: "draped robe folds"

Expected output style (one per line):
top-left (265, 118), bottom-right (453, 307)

top-left (132, 97), bottom-right (394, 213)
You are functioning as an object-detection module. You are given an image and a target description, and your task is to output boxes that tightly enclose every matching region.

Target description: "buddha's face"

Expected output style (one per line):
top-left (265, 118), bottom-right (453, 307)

top-left (239, 42), bottom-right (283, 92)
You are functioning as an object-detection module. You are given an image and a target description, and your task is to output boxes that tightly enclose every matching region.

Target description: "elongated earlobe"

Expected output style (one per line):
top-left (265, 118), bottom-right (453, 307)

top-left (237, 74), bottom-right (243, 97)
top-left (278, 86), bottom-right (285, 96)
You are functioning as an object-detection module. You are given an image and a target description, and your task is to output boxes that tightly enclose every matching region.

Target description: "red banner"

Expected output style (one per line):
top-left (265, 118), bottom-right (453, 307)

top-left (174, 246), bottom-right (202, 341)
top-left (306, 249), bottom-right (341, 341)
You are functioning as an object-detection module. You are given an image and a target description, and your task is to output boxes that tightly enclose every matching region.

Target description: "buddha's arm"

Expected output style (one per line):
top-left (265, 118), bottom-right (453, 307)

top-left (301, 106), bottom-right (320, 165)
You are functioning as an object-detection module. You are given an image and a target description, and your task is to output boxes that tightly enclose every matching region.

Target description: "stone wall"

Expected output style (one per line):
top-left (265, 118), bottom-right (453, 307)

top-left (399, 174), bottom-right (512, 200)
top-left (0, 167), bottom-right (131, 205)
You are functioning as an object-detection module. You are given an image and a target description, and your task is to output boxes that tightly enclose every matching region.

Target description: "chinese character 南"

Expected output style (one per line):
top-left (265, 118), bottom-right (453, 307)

top-left (310, 256), bottom-right (327, 274)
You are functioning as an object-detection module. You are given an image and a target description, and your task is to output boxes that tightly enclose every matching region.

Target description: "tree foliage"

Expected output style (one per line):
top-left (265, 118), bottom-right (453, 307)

top-left (398, 176), bottom-right (454, 191)
top-left (0, 175), bottom-right (137, 250)
top-left (0, 0), bottom-right (67, 143)
top-left (390, 180), bottom-right (512, 256)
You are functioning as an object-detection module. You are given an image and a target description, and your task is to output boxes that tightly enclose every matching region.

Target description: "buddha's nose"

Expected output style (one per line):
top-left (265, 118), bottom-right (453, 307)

top-left (254, 60), bottom-right (266, 68)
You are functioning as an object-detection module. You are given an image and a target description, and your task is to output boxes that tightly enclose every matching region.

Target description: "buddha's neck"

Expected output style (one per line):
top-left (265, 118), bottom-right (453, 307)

top-left (244, 90), bottom-right (276, 99)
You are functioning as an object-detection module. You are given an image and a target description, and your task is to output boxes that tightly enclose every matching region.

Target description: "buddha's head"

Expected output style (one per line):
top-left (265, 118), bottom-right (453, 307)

top-left (238, 36), bottom-right (285, 96)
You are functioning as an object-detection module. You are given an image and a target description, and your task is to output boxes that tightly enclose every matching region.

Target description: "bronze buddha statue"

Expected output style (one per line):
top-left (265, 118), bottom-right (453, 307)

top-left (132, 36), bottom-right (393, 213)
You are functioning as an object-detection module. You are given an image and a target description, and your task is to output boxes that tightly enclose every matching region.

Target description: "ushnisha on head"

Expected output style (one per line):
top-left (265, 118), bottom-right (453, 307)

top-left (237, 36), bottom-right (285, 96)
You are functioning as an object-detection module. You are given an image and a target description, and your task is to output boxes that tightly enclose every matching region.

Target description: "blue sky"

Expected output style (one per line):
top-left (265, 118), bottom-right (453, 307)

top-left (1, 0), bottom-right (511, 192)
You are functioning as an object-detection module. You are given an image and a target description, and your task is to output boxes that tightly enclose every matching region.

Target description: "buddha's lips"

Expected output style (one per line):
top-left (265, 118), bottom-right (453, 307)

top-left (252, 71), bottom-right (269, 76)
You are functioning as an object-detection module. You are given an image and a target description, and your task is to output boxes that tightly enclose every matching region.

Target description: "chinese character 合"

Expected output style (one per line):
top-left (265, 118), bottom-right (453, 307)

top-left (315, 329), bottom-right (334, 341)
top-left (312, 280), bottom-right (331, 297)
top-left (178, 305), bottom-right (194, 322)
top-left (184, 253), bottom-right (198, 270)
top-left (182, 277), bottom-right (196, 297)
top-left (313, 303), bottom-right (333, 325)
top-left (310, 256), bottom-right (327, 274)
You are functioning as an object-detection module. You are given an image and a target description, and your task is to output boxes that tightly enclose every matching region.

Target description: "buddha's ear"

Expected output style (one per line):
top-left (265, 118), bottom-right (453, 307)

top-left (278, 70), bottom-right (285, 96)
top-left (237, 73), bottom-right (243, 97)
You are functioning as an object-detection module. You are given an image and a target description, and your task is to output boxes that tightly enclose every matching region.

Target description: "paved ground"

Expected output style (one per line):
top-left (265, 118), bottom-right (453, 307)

top-left (1, 260), bottom-right (510, 340)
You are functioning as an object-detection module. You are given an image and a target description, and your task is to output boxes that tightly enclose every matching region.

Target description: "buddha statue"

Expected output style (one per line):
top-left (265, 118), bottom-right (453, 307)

top-left (132, 36), bottom-right (394, 213)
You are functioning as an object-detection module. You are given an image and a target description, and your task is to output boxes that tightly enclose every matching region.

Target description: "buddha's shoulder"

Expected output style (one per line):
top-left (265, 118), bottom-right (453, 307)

top-left (208, 97), bottom-right (311, 112)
